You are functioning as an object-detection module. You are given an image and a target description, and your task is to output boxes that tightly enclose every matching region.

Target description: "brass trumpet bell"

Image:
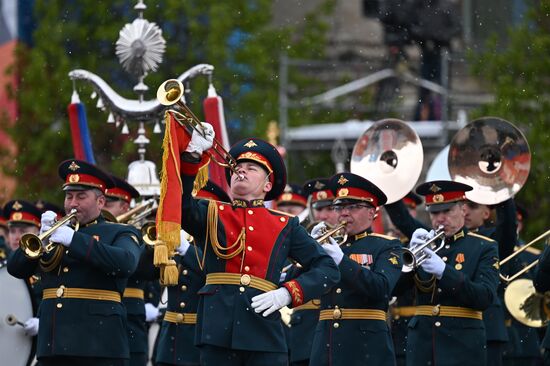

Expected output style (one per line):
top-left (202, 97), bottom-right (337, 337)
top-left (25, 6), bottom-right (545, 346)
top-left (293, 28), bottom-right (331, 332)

top-left (156, 79), bottom-right (240, 176)
top-left (141, 221), bottom-right (157, 246)
top-left (350, 119), bottom-right (423, 204)
top-left (19, 210), bottom-right (79, 259)
top-left (314, 221), bottom-right (348, 246)
top-left (449, 117), bottom-right (530, 205)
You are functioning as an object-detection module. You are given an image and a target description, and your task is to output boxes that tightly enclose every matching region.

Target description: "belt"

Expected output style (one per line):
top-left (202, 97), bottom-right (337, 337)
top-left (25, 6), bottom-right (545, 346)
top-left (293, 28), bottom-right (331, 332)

top-left (205, 273), bottom-right (277, 292)
top-left (164, 311), bottom-right (197, 324)
top-left (43, 286), bottom-right (121, 302)
top-left (123, 288), bottom-right (144, 299)
top-left (319, 308), bottom-right (387, 321)
top-left (415, 305), bottom-right (483, 320)
top-left (294, 299), bottom-right (321, 311)
top-left (391, 306), bottom-right (417, 318)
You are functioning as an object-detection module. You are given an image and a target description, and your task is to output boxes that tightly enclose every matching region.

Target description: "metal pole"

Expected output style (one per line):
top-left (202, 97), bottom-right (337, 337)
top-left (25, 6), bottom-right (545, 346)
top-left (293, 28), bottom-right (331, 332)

top-left (278, 53), bottom-right (289, 158)
top-left (463, 0), bottom-right (472, 46)
top-left (441, 48), bottom-right (450, 145)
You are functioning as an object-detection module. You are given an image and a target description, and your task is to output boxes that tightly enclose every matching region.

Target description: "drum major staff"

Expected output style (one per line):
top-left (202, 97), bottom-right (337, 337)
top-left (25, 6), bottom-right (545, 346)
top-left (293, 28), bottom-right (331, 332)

top-left (7, 159), bottom-right (143, 366)
top-left (178, 125), bottom-right (340, 366)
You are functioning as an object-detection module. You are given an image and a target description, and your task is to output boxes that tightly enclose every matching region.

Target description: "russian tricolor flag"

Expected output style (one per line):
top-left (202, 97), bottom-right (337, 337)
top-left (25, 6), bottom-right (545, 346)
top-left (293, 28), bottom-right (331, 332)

top-left (67, 91), bottom-right (95, 163)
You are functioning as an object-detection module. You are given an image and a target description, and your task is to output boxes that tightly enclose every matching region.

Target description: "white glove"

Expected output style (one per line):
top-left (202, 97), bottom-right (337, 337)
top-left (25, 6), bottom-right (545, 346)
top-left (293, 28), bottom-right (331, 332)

top-left (310, 222), bottom-right (327, 239)
top-left (251, 288), bottom-right (292, 317)
top-left (410, 228), bottom-right (430, 250)
top-left (176, 230), bottom-right (190, 256)
top-left (50, 224), bottom-right (75, 247)
top-left (420, 248), bottom-right (446, 279)
top-left (185, 122), bottom-right (215, 155)
top-left (323, 238), bottom-right (344, 265)
top-left (144, 303), bottom-right (160, 322)
top-left (23, 317), bottom-right (39, 336)
top-left (40, 211), bottom-right (57, 235)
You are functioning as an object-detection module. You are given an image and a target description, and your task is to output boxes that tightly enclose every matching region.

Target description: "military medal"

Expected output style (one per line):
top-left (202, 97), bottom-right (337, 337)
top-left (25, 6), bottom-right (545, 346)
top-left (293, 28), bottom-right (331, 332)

top-left (455, 253), bottom-right (465, 270)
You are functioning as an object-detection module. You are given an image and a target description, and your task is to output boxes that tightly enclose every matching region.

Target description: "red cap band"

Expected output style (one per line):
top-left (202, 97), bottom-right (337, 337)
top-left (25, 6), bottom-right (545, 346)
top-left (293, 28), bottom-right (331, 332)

top-left (425, 190), bottom-right (465, 205)
top-left (64, 173), bottom-right (107, 192)
top-left (335, 187), bottom-right (379, 207)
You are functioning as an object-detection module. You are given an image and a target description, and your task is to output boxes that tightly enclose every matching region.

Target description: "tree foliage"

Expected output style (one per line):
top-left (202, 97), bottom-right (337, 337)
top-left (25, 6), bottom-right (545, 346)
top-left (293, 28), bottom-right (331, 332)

top-left (471, 1), bottom-right (550, 239)
top-left (1, 0), bottom-right (335, 204)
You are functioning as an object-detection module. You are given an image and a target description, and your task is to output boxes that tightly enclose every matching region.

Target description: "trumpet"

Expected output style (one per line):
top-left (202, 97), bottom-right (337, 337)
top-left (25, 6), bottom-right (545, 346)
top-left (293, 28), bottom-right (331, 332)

top-left (401, 226), bottom-right (445, 273)
top-left (499, 229), bottom-right (550, 282)
top-left (141, 221), bottom-right (157, 246)
top-left (19, 209), bottom-right (79, 259)
top-left (314, 221), bottom-right (348, 246)
top-left (116, 199), bottom-right (157, 225)
top-left (157, 79), bottom-right (240, 176)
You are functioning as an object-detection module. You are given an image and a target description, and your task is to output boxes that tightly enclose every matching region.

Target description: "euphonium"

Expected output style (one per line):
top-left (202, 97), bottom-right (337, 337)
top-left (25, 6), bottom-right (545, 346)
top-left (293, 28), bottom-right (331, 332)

top-left (401, 226), bottom-right (445, 272)
top-left (19, 209), bottom-right (79, 259)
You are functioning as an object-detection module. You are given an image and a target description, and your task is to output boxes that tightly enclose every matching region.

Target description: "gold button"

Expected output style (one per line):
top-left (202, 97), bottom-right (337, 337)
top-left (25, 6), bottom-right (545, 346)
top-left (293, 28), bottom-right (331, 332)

top-left (312, 299), bottom-right (321, 305)
top-left (56, 285), bottom-right (65, 298)
top-left (248, 210), bottom-right (253, 215)
top-left (179, 302), bottom-right (186, 308)
top-left (219, 205), bottom-right (225, 210)
top-left (176, 313), bottom-right (184, 322)
top-left (336, 288), bottom-right (342, 294)
top-left (248, 226), bottom-right (254, 231)
top-left (247, 246), bottom-right (252, 251)
top-left (56, 303), bottom-right (63, 309)
top-left (239, 286), bottom-right (245, 292)
top-left (432, 305), bottom-right (440, 316)
top-left (63, 267), bottom-right (69, 273)
top-left (333, 308), bottom-right (342, 319)
top-left (442, 257), bottom-right (448, 262)
top-left (65, 250), bottom-right (69, 254)
top-left (437, 288), bottom-right (442, 293)
top-left (240, 274), bottom-right (251, 286)
top-left (435, 321), bottom-right (441, 327)
top-left (333, 322), bottom-right (340, 328)
top-left (182, 269), bottom-right (188, 275)
top-left (244, 266), bottom-right (250, 272)
top-left (280, 217), bottom-right (286, 222)
top-left (181, 285), bottom-right (187, 291)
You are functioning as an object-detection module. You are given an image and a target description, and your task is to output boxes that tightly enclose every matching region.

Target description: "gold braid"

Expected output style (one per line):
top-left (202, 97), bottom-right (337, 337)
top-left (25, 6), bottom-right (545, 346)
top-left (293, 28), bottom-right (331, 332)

top-left (206, 201), bottom-right (246, 267)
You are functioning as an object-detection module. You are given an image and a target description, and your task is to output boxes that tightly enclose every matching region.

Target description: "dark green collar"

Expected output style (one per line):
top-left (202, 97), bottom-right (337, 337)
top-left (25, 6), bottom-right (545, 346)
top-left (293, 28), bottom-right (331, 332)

top-left (446, 227), bottom-right (466, 244)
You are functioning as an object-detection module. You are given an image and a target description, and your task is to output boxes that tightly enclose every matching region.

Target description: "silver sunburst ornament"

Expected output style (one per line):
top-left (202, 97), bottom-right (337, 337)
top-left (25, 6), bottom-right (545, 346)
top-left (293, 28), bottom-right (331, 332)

top-left (116, 18), bottom-right (166, 77)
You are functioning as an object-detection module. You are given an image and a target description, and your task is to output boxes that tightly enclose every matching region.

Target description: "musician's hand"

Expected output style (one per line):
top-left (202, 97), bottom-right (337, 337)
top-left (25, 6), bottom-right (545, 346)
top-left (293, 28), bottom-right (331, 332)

top-left (23, 317), bottom-right (39, 336)
top-left (185, 122), bottom-right (215, 155)
top-left (176, 230), bottom-right (191, 256)
top-left (251, 288), bottom-right (291, 317)
top-left (310, 222), bottom-right (326, 239)
top-left (50, 224), bottom-right (75, 247)
top-left (279, 272), bottom-right (287, 283)
top-left (322, 239), bottom-right (344, 266)
top-left (410, 228), bottom-right (430, 250)
top-left (144, 303), bottom-right (160, 322)
top-left (40, 211), bottom-right (57, 235)
top-left (420, 248), bottom-right (446, 279)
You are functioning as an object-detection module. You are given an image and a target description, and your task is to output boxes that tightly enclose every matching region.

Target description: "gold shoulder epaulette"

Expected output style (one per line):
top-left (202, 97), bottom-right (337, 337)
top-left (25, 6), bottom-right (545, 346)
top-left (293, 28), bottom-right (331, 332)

top-left (370, 233), bottom-right (397, 240)
top-left (267, 208), bottom-right (295, 217)
top-left (523, 246), bottom-right (542, 255)
top-left (468, 232), bottom-right (496, 242)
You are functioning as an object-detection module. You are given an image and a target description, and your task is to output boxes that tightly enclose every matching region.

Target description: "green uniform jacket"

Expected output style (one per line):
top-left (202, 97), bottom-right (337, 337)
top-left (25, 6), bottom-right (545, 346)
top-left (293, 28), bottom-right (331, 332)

top-left (310, 231), bottom-right (403, 366)
top-left (398, 228), bottom-right (499, 366)
top-left (7, 216), bottom-right (142, 359)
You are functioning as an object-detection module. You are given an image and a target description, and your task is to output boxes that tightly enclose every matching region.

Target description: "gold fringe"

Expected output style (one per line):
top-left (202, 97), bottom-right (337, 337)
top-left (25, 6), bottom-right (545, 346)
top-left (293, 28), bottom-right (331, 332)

top-left (193, 162), bottom-right (209, 193)
top-left (154, 244), bottom-right (168, 266)
top-left (160, 260), bottom-right (179, 286)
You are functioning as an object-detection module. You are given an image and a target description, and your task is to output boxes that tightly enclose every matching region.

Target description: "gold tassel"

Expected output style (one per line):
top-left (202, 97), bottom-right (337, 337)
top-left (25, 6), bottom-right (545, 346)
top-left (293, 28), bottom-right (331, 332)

top-left (154, 244), bottom-right (169, 266)
top-left (193, 162), bottom-right (210, 193)
top-left (160, 260), bottom-right (179, 286)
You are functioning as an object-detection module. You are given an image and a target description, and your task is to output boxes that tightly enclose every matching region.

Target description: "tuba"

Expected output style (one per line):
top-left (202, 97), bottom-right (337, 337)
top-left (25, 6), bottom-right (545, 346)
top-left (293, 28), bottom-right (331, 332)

top-left (350, 119), bottom-right (424, 204)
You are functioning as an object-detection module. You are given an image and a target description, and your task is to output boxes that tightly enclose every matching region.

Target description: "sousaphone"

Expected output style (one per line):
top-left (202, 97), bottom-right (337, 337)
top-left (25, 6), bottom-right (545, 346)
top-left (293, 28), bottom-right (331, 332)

top-left (448, 117), bottom-right (530, 205)
top-left (350, 119), bottom-right (423, 204)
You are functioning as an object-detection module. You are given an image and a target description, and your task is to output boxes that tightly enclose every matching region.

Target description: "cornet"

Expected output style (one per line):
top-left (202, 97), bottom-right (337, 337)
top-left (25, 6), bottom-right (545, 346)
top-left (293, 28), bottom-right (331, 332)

top-left (314, 221), bottom-right (348, 246)
top-left (401, 226), bottom-right (445, 273)
top-left (19, 209), bottom-right (79, 259)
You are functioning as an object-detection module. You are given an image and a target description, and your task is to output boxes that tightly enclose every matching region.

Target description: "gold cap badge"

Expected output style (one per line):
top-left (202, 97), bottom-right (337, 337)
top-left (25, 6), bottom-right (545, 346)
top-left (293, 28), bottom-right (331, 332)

top-left (68, 161), bottom-right (80, 171)
top-left (429, 184), bottom-right (441, 193)
top-left (12, 201), bottom-right (23, 210)
top-left (337, 175), bottom-right (349, 185)
top-left (244, 140), bottom-right (258, 148)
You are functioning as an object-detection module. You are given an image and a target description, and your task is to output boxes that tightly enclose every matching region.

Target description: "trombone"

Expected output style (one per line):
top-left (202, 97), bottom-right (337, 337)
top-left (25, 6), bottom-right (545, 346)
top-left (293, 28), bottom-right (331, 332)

top-left (401, 226), bottom-right (445, 273)
top-left (157, 79), bottom-right (240, 176)
top-left (115, 198), bottom-right (157, 226)
top-left (499, 229), bottom-right (550, 282)
top-left (19, 209), bottom-right (79, 259)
